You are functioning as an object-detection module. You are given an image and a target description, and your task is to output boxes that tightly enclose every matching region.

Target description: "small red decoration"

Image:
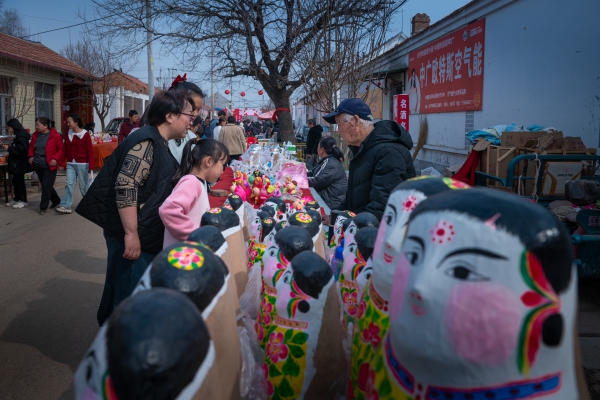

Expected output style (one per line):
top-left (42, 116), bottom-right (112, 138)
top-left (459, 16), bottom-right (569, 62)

top-left (376, 81), bottom-right (381, 87)
top-left (258, 90), bottom-right (264, 95)
top-left (225, 89), bottom-right (230, 95)
top-left (168, 73), bottom-right (187, 90)
top-left (240, 92), bottom-right (246, 97)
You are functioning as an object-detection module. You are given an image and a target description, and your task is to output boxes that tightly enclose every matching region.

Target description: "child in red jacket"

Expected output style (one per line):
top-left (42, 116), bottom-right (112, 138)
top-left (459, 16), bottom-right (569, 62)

top-left (56, 114), bottom-right (94, 214)
top-left (28, 117), bottom-right (64, 214)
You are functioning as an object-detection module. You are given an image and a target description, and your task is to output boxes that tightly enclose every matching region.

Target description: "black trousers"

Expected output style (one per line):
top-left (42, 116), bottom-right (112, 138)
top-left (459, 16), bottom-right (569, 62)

top-left (228, 154), bottom-right (242, 166)
top-left (11, 172), bottom-right (27, 202)
top-left (34, 166), bottom-right (60, 210)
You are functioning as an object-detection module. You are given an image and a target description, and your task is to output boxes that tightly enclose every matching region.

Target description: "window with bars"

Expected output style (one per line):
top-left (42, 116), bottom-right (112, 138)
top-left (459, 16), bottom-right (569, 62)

top-left (35, 82), bottom-right (54, 121)
top-left (0, 76), bottom-right (15, 134)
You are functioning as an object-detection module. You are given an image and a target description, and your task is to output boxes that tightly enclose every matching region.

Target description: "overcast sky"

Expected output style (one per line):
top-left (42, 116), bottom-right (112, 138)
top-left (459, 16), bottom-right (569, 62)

top-left (5, 0), bottom-right (472, 108)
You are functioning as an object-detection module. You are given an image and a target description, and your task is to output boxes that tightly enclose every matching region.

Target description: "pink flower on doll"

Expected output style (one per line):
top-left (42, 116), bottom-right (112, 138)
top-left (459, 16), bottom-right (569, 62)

top-left (262, 303), bottom-right (273, 325)
top-left (262, 363), bottom-right (274, 396)
top-left (361, 323), bottom-right (381, 347)
top-left (343, 291), bottom-right (359, 316)
top-left (256, 321), bottom-right (265, 342)
top-left (366, 369), bottom-right (379, 400)
top-left (266, 332), bottom-right (289, 363)
top-left (357, 299), bottom-right (367, 319)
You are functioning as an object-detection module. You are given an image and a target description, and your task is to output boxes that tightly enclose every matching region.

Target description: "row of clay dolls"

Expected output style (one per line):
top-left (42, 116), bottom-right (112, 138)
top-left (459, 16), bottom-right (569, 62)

top-left (75, 176), bottom-right (587, 400)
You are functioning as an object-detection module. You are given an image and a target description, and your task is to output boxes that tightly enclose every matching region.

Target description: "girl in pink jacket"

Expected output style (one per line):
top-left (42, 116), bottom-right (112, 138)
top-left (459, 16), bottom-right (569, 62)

top-left (159, 138), bottom-right (230, 248)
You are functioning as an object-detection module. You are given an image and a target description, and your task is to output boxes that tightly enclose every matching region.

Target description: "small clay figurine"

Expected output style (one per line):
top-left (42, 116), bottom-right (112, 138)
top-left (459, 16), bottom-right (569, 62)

top-left (287, 211), bottom-right (320, 238)
top-left (330, 211), bottom-right (356, 250)
top-left (200, 206), bottom-right (240, 232)
top-left (258, 226), bottom-right (313, 349)
top-left (106, 288), bottom-right (222, 400)
top-left (188, 225), bottom-right (226, 252)
top-left (305, 200), bottom-right (320, 211)
top-left (265, 197), bottom-right (287, 222)
top-left (227, 194), bottom-right (244, 211)
top-left (260, 205), bottom-right (276, 218)
top-left (305, 208), bottom-right (326, 258)
top-left (265, 251), bottom-right (346, 399)
top-left (367, 188), bottom-right (581, 400)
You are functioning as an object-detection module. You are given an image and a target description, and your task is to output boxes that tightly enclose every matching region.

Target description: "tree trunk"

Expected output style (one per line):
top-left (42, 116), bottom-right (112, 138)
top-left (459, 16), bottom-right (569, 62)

top-left (270, 90), bottom-right (294, 143)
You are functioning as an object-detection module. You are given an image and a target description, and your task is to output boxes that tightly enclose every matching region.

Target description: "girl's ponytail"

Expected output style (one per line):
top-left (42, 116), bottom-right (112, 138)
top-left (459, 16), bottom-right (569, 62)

top-left (172, 138), bottom-right (198, 184)
top-left (319, 136), bottom-right (344, 163)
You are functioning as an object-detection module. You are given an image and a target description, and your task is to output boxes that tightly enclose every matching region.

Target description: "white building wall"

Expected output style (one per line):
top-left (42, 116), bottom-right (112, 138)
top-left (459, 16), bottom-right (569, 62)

top-left (393, 0), bottom-right (600, 172)
top-left (93, 87), bottom-right (149, 132)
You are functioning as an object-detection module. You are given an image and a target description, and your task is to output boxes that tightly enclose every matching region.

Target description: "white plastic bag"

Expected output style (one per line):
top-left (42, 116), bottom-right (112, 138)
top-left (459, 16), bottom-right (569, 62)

top-left (420, 166), bottom-right (442, 177)
top-left (237, 313), bottom-right (268, 400)
top-left (239, 261), bottom-right (262, 319)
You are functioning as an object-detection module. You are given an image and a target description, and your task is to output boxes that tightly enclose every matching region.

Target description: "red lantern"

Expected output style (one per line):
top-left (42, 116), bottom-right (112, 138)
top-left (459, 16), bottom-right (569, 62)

top-left (376, 81), bottom-right (381, 87)
top-left (240, 92), bottom-right (246, 97)
top-left (225, 89), bottom-right (230, 95)
top-left (258, 90), bottom-right (264, 96)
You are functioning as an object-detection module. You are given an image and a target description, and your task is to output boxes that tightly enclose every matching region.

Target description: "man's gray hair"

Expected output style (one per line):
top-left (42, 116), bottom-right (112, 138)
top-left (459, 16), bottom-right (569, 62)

top-left (340, 113), bottom-right (374, 128)
top-left (307, 119), bottom-right (316, 125)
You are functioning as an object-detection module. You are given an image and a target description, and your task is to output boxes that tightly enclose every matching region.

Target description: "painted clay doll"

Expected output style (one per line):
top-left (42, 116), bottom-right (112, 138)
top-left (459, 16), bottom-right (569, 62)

top-left (226, 194), bottom-right (249, 241)
top-left (367, 188), bottom-right (582, 400)
top-left (330, 210), bottom-right (356, 252)
top-left (288, 212), bottom-right (320, 239)
top-left (265, 196), bottom-right (287, 222)
top-left (349, 176), bottom-right (468, 398)
top-left (305, 208), bottom-right (326, 259)
top-left (305, 200), bottom-right (320, 211)
top-left (258, 226), bottom-right (313, 349)
top-left (339, 212), bottom-right (379, 332)
top-left (75, 288), bottom-right (222, 400)
top-left (248, 216), bottom-right (275, 272)
top-left (266, 251), bottom-right (346, 399)
top-left (201, 206), bottom-right (248, 299)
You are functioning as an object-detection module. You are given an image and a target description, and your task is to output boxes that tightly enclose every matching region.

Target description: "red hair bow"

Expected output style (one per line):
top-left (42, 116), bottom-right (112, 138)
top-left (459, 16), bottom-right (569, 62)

top-left (169, 73), bottom-right (187, 90)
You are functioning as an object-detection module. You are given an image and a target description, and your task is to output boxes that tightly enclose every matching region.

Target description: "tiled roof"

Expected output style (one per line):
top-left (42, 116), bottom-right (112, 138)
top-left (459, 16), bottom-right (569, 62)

top-left (0, 32), bottom-right (97, 78)
top-left (93, 70), bottom-right (161, 95)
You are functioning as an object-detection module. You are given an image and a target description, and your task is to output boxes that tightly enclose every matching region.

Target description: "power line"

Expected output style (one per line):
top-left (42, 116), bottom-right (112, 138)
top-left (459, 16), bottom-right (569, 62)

top-left (19, 15), bottom-right (115, 39)
top-left (20, 14), bottom-right (73, 23)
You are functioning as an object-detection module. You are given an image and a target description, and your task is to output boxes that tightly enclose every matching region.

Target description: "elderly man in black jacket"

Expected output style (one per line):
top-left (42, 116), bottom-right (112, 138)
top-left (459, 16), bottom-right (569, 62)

top-left (323, 98), bottom-right (416, 220)
top-left (305, 119), bottom-right (323, 169)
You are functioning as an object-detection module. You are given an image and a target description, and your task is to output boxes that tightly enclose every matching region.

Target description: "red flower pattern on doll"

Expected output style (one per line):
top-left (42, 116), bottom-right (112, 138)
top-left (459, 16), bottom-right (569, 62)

top-left (361, 323), bottom-right (381, 347)
top-left (402, 195), bottom-right (418, 212)
top-left (430, 221), bottom-right (455, 244)
top-left (262, 363), bottom-right (274, 396)
top-left (343, 291), bottom-right (359, 316)
top-left (357, 362), bottom-right (370, 392)
top-left (266, 332), bottom-right (289, 363)
top-left (366, 369), bottom-right (379, 400)
top-left (256, 321), bottom-right (265, 342)
top-left (262, 302), bottom-right (273, 325)
top-left (357, 299), bottom-right (367, 319)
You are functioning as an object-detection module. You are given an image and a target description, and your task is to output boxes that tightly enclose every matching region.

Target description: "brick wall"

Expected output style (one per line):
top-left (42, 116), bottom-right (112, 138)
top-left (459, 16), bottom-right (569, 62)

top-left (411, 13), bottom-right (431, 36)
top-left (0, 57), bottom-right (61, 132)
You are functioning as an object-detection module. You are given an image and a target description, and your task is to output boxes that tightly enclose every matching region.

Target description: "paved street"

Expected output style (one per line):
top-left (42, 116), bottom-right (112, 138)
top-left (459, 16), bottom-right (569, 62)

top-left (0, 176), bottom-right (105, 399)
top-left (1, 177), bottom-right (600, 399)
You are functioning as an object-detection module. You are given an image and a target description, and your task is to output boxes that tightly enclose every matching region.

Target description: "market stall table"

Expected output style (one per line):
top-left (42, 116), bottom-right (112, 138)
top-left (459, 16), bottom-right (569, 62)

top-left (93, 142), bottom-right (118, 170)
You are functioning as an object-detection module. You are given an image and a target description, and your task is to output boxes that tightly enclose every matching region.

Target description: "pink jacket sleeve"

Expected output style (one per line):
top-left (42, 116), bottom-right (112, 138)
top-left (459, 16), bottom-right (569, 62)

top-left (159, 176), bottom-right (201, 241)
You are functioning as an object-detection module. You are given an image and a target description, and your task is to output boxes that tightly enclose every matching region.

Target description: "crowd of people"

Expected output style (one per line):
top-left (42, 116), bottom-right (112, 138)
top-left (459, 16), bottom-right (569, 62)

top-left (2, 71), bottom-right (416, 325)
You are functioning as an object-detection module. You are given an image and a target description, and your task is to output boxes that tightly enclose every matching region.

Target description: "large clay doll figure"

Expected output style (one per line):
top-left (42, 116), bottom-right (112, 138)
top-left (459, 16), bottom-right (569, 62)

top-left (367, 188), bottom-right (583, 400)
top-left (349, 176), bottom-right (468, 398)
top-left (265, 251), bottom-right (346, 399)
top-left (258, 226), bottom-right (314, 348)
top-left (201, 206), bottom-right (248, 298)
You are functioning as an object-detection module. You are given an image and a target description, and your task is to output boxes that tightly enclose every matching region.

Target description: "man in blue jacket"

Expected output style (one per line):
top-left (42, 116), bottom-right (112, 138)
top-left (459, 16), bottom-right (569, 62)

top-left (323, 98), bottom-right (416, 220)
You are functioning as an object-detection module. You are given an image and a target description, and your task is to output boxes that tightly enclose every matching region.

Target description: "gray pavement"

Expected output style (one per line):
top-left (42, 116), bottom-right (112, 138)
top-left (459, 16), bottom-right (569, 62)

top-left (1, 177), bottom-right (600, 399)
top-left (0, 176), bottom-right (106, 399)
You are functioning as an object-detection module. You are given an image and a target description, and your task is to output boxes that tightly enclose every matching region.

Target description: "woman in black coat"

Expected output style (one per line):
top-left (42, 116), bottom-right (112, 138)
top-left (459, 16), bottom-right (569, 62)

top-left (307, 136), bottom-right (348, 211)
top-left (3, 119), bottom-right (31, 208)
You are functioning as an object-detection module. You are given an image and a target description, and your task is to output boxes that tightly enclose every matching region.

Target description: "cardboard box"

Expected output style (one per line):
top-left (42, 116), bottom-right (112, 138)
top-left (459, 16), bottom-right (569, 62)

top-left (474, 139), bottom-right (517, 186)
top-left (444, 164), bottom-right (462, 178)
top-left (541, 162), bottom-right (583, 196)
top-left (501, 131), bottom-right (564, 148)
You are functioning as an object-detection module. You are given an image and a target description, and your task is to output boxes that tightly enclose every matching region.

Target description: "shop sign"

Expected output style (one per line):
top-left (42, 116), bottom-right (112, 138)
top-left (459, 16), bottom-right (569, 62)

top-left (408, 18), bottom-right (485, 114)
top-left (393, 94), bottom-right (410, 132)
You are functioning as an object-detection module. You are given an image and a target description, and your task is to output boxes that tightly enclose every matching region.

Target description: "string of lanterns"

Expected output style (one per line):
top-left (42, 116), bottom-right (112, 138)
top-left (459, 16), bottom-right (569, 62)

top-left (224, 89), bottom-right (265, 96)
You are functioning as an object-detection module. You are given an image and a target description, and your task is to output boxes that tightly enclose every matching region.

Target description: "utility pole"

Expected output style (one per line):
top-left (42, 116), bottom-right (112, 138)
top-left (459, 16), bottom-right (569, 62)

top-left (146, 0), bottom-right (155, 102)
top-left (211, 44), bottom-right (214, 119)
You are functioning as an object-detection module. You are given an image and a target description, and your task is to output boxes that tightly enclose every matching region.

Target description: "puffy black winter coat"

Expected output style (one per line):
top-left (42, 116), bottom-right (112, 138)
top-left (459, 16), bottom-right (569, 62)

top-left (7, 129), bottom-right (32, 173)
top-left (308, 154), bottom-right (347, 211)
top-left (340, 120), bottom-right (416, 220)
top-left (305, 125), bottom-right (323, 155)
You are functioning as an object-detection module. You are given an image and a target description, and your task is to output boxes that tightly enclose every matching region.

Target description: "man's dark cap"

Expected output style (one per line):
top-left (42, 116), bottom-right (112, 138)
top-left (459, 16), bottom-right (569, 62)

top-left (322, 98), bottom-right (374, 124)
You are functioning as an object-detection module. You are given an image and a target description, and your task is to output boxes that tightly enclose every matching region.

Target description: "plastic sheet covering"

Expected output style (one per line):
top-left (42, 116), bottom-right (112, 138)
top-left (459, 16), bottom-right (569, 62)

top-left (239, 261), bottom-right (262, 319)
top-left (277, 161), bottom-right (309, 189)
top-left (565, 180), bottom-right (600, 206)
top-left (420, 166), bottom-right (442, 177)
top-left (237, 312), bottom-right (268, 400)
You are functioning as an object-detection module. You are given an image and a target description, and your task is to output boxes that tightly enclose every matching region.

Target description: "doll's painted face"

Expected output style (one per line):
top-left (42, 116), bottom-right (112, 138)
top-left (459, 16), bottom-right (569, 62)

top-left (342, 221), bottom-right (359, 278)
top-left (251, 215), bottom-right (262, 239)
top-left (262, 242), bottom-right (286, 288)
top-left (275, 265), bottom-right (330, 325)
top-left (389, 210), bottom-right (564, 387)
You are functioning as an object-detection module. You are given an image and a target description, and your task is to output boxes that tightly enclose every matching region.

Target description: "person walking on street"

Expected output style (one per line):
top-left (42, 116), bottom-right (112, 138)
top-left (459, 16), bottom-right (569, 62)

top-left (209, 110), bottom-right (226, 139)
top-left (76, 90), bottom-right (195, 325)
top-left (305, 119), bottom-right (323, 170)
top-left (56, 113), bottom-right (94, 214)
top-left (213, 116), bottom-right (226, 140)
top-left (3, 118), bottom-right (31, 209)
top-left (323, 98), bottom-right (416, 220)
top-left (28, 117), bottom-right (63, 215)
top-left (218, 115), bottom-right (246, 165)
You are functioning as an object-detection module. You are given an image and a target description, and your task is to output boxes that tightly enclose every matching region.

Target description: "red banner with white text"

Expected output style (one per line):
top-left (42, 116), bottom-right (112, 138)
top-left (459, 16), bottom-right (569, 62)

top-left (408, 18), bottom-right (485, 114)
top-left (393, 94), bottom-right (410, 132)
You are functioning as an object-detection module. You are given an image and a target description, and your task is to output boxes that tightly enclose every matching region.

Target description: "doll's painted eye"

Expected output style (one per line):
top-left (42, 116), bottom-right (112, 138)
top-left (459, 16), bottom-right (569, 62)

top-left (405, 251), bottom-right (420, 265)
top-left (444, 266), bottom-right (488, 282)
top-left (282, 271), bottom-right (292, 284)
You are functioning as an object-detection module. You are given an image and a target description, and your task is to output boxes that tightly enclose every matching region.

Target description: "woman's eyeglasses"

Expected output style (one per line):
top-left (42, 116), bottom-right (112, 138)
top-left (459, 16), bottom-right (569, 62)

top-left (180, 112), bottom-right (196, 121)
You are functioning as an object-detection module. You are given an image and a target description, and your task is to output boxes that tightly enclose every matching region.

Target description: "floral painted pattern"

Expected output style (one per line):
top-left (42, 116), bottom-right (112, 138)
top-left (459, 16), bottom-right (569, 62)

top-left (365, 335), bottom-right (412, 400)
top-left (350, 280), bottom-right (390, 400)
top-left (167, 247), bottom-right (204, 270)
top-left (247, 240), bottom-right (266, 271)
top-left (264, 323), bottom-right (309, 400)
top-left (295, 213), bottom-right (312, 223)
